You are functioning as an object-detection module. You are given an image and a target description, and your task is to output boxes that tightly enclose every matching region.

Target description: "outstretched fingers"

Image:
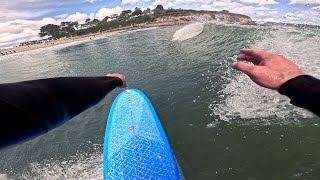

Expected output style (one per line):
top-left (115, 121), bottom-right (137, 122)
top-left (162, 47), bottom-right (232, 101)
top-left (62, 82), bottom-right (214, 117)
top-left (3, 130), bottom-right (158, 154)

top-left (237, 55), bottom-right (260, 65)
top-left (240, 49), bottom-right (273, 62)
top-left (240, 49), bottom-right (267, 56)
top-left (231, 62), bottom-right (256, 77)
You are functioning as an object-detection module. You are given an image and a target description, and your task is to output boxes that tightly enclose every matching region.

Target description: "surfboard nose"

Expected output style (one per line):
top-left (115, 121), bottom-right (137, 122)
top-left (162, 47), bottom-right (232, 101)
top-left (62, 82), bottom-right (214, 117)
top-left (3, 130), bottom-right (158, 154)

top-left (103, 89), bottom-right (182, 180)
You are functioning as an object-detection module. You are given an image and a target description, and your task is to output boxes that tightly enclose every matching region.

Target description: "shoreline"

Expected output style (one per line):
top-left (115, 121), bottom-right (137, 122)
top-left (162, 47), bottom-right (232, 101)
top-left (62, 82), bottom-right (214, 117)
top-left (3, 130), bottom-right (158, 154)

top-left (0, 22), bottom-right (186, 57)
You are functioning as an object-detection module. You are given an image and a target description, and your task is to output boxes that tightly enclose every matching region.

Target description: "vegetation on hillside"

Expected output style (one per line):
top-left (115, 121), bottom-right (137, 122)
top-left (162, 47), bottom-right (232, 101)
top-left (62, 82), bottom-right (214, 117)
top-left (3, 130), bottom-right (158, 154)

top-left (38, 5), bottom-right (252, 39)
top-left (38, 6), bottom-right (163, 39)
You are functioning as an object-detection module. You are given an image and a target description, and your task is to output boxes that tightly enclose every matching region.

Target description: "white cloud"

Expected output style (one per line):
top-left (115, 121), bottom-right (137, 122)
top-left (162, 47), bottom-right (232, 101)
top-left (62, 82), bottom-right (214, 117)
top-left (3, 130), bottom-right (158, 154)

top-left (312, 6), bottom-right (320, 10)
top-left (64, 12), bottom-right (91, 24)
top-left (95, 6), bottom-right (123, 20)
top-left (84, 0), bottom-right (101, 3)
top-left (54, 14), bottom-right (69, 19)
top-left (211, 0), bottom-right (232, 7)
top-left (2, 0), bottom-right (320, 48)
top-left (201, 4), bottom-right (220, 11)
top-left (153, 0), bottom-right (175, 7)
top-left (121, 0), bottom-right (151, 5)
top-left (255, 6), bottom-right (270, 10)
top-left (122, 0), bottom-right (140, 5)
top-left (0, 5), bottom-right (126, 48)
top-left (284, 10), bottom-right (320, 25)
top-left (0, 18), bottom-right (58, 48)
top-left (239, 0), bottom-right (278, 6)
top-left (199, 0), bottom-right (281, 22)
top-left (288, 0), bottom-right (320, 5)
top-left (0, 8), bottom-right (50, 23)
top-left (175, 0), bottom-right (199, 3)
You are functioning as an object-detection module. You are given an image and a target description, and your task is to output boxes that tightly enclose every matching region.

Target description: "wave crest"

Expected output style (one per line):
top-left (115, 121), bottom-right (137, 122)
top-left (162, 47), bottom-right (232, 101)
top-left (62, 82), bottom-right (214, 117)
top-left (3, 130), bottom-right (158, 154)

top-left (172, 23), bottom-right (204, 42)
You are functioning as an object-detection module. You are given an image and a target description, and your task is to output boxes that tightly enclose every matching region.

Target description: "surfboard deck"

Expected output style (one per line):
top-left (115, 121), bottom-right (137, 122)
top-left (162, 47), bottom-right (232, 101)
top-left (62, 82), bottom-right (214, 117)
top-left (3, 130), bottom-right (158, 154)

top-left (103, 89), bottom-right (182, 180)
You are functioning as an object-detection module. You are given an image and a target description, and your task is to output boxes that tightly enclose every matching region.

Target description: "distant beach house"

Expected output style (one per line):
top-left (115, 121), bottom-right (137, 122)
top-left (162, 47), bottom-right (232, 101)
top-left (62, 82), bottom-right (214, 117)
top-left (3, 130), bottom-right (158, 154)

top-left (79, 21), bottom-right (99, 30)
top-left (110, 14), bottom-right (119, 22)
top-left (102, 14), bottom-right (120, 22)
top-left (19, 37), bottom-right (55, 46)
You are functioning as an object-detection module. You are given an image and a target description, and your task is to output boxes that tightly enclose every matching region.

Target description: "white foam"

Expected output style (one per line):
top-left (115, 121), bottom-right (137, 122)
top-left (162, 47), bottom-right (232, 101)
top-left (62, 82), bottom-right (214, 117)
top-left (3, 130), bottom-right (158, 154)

top-left (208, 26), bottom-right (320, 126)
top-left (0, 174), bottom-right (8, 180)
top-left (16, 143), bottom-right (103, 180)
top-left (172, 23), bottom-right (204, 42)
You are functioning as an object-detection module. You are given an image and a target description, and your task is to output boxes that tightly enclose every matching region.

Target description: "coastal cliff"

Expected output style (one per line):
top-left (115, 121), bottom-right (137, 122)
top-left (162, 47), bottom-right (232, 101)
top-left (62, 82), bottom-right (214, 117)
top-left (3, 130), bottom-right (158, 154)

top-left (0, 8), bottom-right (254, 55)
top-left (155, 10), bottom-right (253, 25)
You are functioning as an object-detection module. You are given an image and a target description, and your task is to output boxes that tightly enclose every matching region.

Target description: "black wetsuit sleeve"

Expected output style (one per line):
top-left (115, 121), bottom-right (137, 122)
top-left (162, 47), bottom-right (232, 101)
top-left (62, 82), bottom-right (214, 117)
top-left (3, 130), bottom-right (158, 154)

top-left (278, 75), bottom-right (320, 116)
top-left (0, 76), bottom-right (123, 148)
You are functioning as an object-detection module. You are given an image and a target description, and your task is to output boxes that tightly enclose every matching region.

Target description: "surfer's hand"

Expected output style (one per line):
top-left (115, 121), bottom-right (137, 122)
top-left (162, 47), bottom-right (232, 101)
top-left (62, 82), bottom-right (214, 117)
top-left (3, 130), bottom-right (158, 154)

top-left (231, 49), bottom-right (304, 90)
top-left (106, 74), bottom-right (127, 88)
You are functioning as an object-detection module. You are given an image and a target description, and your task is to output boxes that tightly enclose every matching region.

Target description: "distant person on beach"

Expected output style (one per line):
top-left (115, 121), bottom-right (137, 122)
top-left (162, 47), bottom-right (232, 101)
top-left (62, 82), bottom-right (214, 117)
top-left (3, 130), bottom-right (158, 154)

top-left (232, 49), bottom-right (320, 116)
top-left (0, 74), bottom-right (126, 149)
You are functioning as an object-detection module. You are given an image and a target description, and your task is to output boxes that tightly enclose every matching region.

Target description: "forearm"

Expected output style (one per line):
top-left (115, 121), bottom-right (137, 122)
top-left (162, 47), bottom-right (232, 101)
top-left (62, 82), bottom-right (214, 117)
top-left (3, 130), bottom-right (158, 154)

top-left (278, 75), bottom-right (320, 116)
top-left (0, 76), bottom-right (123, 148)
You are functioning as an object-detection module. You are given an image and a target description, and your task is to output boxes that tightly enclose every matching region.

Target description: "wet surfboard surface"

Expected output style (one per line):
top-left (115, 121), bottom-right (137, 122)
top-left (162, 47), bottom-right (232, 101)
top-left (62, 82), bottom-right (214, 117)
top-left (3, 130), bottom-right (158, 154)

top-left (103, 89), bottom-right (182, 180)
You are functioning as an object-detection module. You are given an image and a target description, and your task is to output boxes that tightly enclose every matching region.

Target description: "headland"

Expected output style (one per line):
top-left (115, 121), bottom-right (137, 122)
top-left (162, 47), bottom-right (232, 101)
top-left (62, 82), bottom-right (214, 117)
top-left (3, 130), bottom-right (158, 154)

top-left (0, 7), bottom-right (254, 56)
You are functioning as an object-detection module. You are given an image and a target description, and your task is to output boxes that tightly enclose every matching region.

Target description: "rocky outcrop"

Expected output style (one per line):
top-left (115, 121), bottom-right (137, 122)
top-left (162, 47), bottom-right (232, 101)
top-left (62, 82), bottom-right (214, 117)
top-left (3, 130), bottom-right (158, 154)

top-left (155, 10), bottom-right (253, 25)
top-left (212, 12), bottom-right (253, 24)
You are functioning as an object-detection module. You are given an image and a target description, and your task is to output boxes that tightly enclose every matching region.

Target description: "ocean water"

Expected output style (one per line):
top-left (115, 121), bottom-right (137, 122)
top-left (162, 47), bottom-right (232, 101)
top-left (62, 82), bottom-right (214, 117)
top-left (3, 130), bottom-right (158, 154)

top-left (0, 23), bottom-right (320, 179)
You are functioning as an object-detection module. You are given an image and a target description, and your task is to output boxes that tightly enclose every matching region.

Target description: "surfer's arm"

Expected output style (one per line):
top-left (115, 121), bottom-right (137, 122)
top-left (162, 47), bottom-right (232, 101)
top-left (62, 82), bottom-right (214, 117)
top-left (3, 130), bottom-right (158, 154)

top-left (0, 76), bottom-right (125, 148)
top-left (231, 49), bottom-right (320, 116)
top-left (278, 75), bottom-right (320, 116)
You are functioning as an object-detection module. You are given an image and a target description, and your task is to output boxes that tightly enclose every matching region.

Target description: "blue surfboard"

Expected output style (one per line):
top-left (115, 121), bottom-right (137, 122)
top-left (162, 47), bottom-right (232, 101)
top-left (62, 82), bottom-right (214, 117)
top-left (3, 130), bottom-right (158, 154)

top-left (103, 89), bottom-right (182, 180)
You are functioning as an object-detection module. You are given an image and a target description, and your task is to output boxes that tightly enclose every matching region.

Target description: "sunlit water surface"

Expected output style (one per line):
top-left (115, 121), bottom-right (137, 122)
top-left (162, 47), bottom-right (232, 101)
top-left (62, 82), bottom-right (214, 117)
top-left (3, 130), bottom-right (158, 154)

top-left (1, 23), bottom-right (320, 179)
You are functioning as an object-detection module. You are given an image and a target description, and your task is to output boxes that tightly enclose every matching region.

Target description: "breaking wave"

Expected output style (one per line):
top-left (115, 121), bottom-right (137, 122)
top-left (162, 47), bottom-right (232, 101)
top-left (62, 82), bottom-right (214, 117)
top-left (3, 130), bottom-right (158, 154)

top-left (172, 23), bottom-right (204, 42)
top-left (207, 26), bottom-right (320, 126)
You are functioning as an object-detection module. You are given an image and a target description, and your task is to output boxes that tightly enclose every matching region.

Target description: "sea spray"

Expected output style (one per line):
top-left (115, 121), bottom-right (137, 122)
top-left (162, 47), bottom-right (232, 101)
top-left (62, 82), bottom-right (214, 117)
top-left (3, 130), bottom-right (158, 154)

top-left (208, 27), bottom-right (318, 125)
top-left (172, 23), bottom-right (204, 42)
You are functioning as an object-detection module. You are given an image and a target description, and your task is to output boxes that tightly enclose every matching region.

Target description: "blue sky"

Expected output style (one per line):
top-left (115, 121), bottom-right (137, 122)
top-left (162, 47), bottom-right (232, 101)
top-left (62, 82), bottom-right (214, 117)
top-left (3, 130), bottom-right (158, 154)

top-left (1, 0), bottom-right (320, 48)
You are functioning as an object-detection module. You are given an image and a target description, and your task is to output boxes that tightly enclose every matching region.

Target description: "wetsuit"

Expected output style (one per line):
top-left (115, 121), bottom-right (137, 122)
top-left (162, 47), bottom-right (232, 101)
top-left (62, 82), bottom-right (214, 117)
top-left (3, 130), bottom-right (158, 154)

top-left (279, 75), bottom-right (320, 117)
top-left (0, 76), bottom-right (123, 149)
top-left (1, 75), bottom-right (320, 149)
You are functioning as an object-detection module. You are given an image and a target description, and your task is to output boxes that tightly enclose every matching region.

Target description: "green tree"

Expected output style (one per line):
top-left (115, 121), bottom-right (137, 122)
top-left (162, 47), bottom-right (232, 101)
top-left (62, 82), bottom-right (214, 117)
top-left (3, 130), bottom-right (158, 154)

top-left (156, 5), bottom-right (164, 11)
top-left (154, 4), bottom-right (165, 15)
top-left (102, 16), bottom-right (110, 22)
top-left (85, 18), bottom-right (91, 23)
top-left (39, 24), bottom-right (60, 38)
top-left (92, 19), bottom-right (100, 23)
top-left (144, 8), bottom-right (151, 14)
top-left (60, 21), bottom-right (79, 36)
top-left (132, 7), bottom-right (143, 16)
top-left (120, 10), bottom-right (132, 18)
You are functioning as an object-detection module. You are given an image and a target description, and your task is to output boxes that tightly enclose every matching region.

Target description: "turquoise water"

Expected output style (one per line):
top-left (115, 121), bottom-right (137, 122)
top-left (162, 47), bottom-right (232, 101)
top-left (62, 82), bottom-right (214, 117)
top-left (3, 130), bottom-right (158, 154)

top-left (0, 23), bottom-right (320, 179)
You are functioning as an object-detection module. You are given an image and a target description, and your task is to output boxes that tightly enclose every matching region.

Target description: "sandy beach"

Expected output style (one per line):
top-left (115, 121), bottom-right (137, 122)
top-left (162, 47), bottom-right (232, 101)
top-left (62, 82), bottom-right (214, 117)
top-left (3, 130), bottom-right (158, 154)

top-left (0, 30), bottom-right (122, 56)
top-left (0, 22), bottom-right (183, 56)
